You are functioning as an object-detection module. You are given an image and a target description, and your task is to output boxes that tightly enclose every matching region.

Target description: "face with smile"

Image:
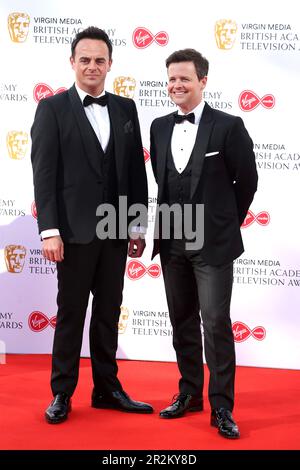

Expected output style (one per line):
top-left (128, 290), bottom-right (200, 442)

top-left (167, 61), bottom-right (207, 114)
top-left (70, 38), bottom-right (112, 96)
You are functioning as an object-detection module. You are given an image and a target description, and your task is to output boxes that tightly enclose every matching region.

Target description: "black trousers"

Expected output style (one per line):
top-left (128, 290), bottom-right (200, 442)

top-left (51, 237), bottom-right (128, 397)
top-left (160, 239), bottom-right (235, 410)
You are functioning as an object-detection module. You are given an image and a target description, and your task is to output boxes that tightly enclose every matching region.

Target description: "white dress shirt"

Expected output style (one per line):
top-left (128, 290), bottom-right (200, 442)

top-left (76, 84), bottom-right (110, 151)
top-left (171, 100), bottom-right (205, 173)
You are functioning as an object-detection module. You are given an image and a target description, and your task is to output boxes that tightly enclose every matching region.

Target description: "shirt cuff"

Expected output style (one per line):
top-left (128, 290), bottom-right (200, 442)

top-left (130, 226), bottom-right (147, 234)
top-left (41, 229), bottom-right (60, 239)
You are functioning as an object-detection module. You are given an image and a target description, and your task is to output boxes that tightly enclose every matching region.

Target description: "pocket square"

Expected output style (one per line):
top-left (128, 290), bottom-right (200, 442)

top-left (124, 120), bottom-right (134, 134)
top-left (205, 151), bottom-right (219, 157)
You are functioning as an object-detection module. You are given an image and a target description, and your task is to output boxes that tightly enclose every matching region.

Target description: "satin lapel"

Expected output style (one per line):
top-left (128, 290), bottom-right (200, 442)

top-left (68, 85), bottom-right (102, 178)
top-left (106, 94), bottom-right (127, 184)
top-left (156, 115), bottom-right (174, 202)
top-left (190, 103), bottom-right (214, 199)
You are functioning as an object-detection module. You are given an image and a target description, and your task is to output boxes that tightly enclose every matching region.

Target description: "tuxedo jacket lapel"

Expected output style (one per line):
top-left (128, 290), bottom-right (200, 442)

top-left (156, 114), bottom-right (174, 202)
top-left (190, 103), bottom-right (214, 199)
top-left (106, 94), bottom-right (128, 185)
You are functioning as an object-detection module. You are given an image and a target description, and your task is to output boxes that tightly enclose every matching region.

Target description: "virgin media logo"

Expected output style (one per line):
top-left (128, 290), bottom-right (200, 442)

top-left (33, 83), bottom-right (67, 103)
top-left (132, 27), bottom-right (169, 49)
top-left (28, 311), bottom-right (56, 332)
top-left (242, 210), bottom-right (270, 228)
top-left (31, 201), bottom-right (37, 219)
top-left (126, 260), bottom-right (161, 280)
top-left (143, 147), bottom-right (150, 163)
top-left (239, 90), bottom-right (275, 111)
top-left (232, 321), bottom-right (266, 342)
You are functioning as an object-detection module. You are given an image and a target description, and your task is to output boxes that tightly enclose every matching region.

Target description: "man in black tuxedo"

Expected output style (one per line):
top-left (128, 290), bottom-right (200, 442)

top-left (31, 27), bottom-right (152, 424)
top-left (150, 49), bottom-right (258, 438)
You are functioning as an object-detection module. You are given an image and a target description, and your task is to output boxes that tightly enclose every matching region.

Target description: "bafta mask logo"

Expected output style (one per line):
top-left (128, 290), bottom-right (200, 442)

top-left (113, 76), bottom-right (136, 99)
top-left (4, 245), bottom-right (26, 273)
top-left (7, 131), bottom-right (28, 160)
top-left (215, 19), bottom-right (237, 50)
top-left (8, 12), bottom-right (30, 43)
top-left (118, 306), bottom-right (129, 334)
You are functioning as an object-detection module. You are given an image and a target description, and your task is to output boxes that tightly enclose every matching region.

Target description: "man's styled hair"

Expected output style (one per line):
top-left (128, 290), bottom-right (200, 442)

top-left (71, 26), bottom-right (113, 59)
top-left (166, 48), bottom-right (209, 80)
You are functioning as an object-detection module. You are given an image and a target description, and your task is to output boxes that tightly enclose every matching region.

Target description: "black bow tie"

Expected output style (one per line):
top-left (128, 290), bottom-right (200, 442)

top-left (174, 112), bottom-right (195, 124)
top-left (83, 94), bottom-right (108, 107)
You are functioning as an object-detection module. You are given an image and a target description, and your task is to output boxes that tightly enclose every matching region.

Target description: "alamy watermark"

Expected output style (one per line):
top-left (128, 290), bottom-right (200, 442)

top-left (96, 196), bottom-right (204, 250)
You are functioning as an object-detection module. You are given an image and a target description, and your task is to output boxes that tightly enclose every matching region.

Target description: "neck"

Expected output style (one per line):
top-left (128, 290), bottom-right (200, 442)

top-left (179, 98), bottom-right (202, 114)
top-left (77, 83), bottom-right (104, 97)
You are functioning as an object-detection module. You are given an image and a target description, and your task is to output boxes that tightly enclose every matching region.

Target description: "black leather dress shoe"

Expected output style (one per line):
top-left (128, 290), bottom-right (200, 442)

top-left (91, 390), bottom-right (153, 414)
top-left (211, 408), bottom-right (240, 439)
top-left (45, 393), bottom-right (71, 424)
top-left (159, 393), bottom-right (203, 419)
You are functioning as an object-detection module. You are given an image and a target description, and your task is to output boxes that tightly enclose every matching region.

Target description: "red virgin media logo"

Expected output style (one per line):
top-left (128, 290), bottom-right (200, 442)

top-left (33, 83), bottom-right (67, 103)
top-left (238, 90), bottom-right (275, 111)
top-left (126, 260), bottom-right (161, 280)
top-left (232, 321), bottom-right (266, 342)
top-left (28, 311), bottom-right (56, 332)
top-left (242, 210), bottom-right (270, 228)
top-left (132, 27), bottom-right (169, 48)
top-left (143, 147), bottom-right (150, 163)
top-left (31, 201), bottom-right (37, 219)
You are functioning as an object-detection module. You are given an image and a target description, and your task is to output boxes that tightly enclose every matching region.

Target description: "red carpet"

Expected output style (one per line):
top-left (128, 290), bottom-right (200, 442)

top-left (0, 354), bottom-right (299, 450)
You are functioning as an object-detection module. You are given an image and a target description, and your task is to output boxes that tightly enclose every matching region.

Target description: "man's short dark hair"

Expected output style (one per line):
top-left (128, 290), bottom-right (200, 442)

top-left (71, 26), bottom-right (113, 59)
top-left (166, 48), bottom-right (209, 80)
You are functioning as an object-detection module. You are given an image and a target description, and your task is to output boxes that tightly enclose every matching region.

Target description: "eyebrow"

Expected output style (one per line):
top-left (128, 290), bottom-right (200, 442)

top-left (79, 56), bottom-right (106, 60)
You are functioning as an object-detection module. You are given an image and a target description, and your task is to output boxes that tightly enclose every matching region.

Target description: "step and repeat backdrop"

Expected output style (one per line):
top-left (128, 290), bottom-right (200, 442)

top-left (0, 0), bottom-right (299, 369)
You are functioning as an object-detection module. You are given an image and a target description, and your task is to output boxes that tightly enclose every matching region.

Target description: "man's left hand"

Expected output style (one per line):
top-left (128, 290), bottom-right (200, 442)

top-left (128, 236), bottom-right (146, 258)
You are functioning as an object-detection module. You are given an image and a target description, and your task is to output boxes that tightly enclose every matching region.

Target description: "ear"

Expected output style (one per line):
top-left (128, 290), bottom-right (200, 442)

top-left (200, 76), bottom-right (207, 90)
top-left (108, 59), bottom-right (113, 72)
top-left (70, 56), bottom-right (75, 70)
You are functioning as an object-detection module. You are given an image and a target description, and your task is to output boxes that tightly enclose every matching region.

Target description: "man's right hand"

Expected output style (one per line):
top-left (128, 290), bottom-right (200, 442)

top-left (42, 236), bottom-right (64, 262)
